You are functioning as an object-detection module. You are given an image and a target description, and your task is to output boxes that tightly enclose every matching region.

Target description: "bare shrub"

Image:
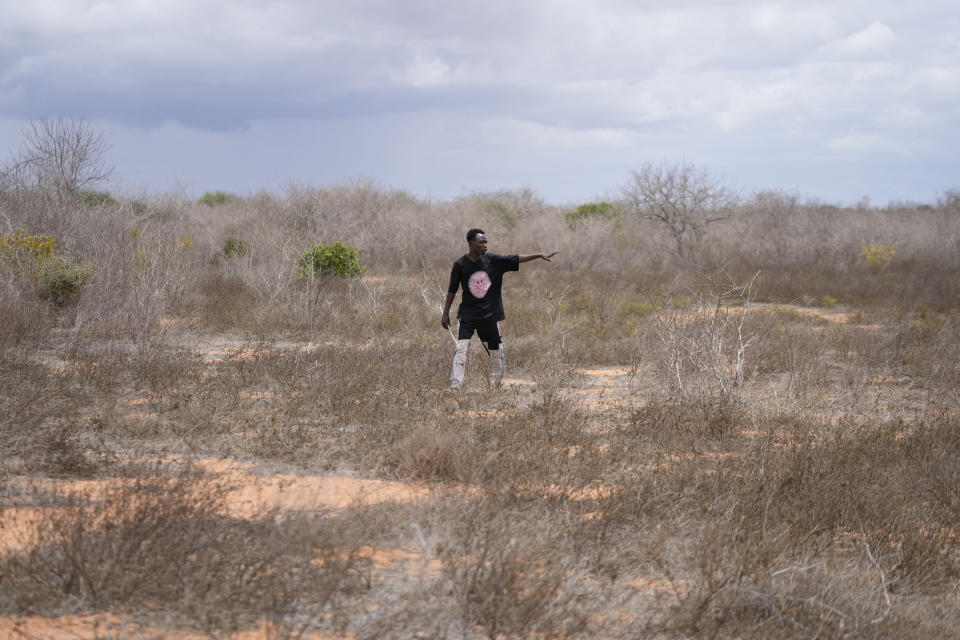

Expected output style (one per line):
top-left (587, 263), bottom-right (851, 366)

top-left (440, 495), bottom-right (589, 639)
top-left (194, 269), bottom-right (256, 329)
top-left (76, 225), bottom-right (195, 346)
top-left (748, 319), bottom-right (828, 407)
top-left (395, 425), bottom-right (475, 482)
top-left (2, 171), bottom-right (959, 638)
top-left (0, 285), bottom-right (52, 352)
top-left (0, 465), bottom-right (368, 634)
top-left (651, 271), bottom-right (760, 400)
top-left (628, 394), bottom-right (746, 444)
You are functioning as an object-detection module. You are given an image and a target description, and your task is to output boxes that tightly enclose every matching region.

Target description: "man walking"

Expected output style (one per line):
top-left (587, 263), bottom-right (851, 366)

top-left (441, 228), bottom-right (558, 389)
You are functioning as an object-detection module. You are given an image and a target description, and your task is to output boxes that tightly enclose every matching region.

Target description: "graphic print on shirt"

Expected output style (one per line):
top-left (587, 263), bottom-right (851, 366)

top-left (468, 270), bottom-right (492, 299)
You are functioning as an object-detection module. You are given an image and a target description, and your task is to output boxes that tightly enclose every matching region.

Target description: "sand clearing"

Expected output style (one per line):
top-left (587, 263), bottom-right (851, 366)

top-left (0, 614), bottom-right (347, 640)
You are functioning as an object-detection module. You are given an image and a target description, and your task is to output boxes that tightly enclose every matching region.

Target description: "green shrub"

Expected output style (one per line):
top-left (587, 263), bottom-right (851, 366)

top-left (36, 253), bottom-right (94, 305)
top-left (821, 294), bottom-right (839, 309)
top-left (565, 201), bottom-right (620, 228)
top-left (296, 242), bottom-right (365, 279)
top-left (78, 190), bottom-right (119, 207)
top-left (129, 200), bottom-right (149, 216)
top-left (213, 236), bottom-right (248, 262)
top-left (198, 190), bottom-right (240, 207)
top-left (909, 306), bottom-right (945, 339)
top-left (620, 297), bottom-right (660, 316)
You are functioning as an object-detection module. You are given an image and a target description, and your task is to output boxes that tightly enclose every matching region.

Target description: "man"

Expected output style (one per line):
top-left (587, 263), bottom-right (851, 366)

top-left (441, 228), bottom-right (558, 389)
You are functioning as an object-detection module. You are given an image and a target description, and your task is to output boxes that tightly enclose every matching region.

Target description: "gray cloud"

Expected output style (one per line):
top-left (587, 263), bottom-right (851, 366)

top-left (1, 0), bottom-right (958, 203)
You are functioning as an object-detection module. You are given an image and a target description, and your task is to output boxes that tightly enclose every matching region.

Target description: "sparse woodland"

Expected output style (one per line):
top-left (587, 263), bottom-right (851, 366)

top-left (1, 121), bottom-right (959, 638)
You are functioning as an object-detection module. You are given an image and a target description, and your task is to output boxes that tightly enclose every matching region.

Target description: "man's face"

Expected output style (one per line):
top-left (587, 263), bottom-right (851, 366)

top-left (469, 233), bottom-right (488, 255)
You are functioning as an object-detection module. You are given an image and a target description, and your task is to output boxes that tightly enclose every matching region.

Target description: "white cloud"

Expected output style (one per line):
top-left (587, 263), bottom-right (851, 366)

top-left (816, 22), bottom-right (897, 59)
top-left (393, 54), bottom-right (453, 88)
top-left (482, 118), bottom-right (634, 149)
top-left (826, 132), bottom-right (909, 155)
top-left (1, 1), bottom-right (958, 204)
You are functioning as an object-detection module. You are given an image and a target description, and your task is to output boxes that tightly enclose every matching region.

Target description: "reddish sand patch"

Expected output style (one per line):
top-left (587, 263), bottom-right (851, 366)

top-left (752, 302), bottom-right (856, 324)
top-left (577, 367), bottom-right (636, 379)
top-left (567, 367), bottom-right (643, 411)
top-left (0, 506), bottom-right (61, 553)
top-left (336, 545), bottom-right (443, 571)
top-left (626, 576), bottom-right (691, 596)
top-left (0, 614), bottom-right (345, 639)
top-left (224, 471), bottom-right (428, 517)
top-left (463, 408), bottom-right (508, 418)
top-left (501, 377), bottom-right (536, 387)
top-left (239, 390), bottom-right (276, 400)
top-left (1, 458), bottom-right (429, 555)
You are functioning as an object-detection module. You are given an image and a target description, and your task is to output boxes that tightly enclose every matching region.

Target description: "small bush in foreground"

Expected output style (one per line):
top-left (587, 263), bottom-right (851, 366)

top-left (0, 467), bottom-right (367, 633)
top-left (297, 242), bottom-right (365, 278)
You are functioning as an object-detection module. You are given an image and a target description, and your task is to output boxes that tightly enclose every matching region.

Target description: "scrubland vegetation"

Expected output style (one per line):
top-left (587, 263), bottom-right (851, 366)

top-left (1, 121), bottom-right (959, 638)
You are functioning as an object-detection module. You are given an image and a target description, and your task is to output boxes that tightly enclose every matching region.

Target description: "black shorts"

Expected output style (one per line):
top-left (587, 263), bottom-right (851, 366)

top-left (457, 318), bottom-right (501, 350)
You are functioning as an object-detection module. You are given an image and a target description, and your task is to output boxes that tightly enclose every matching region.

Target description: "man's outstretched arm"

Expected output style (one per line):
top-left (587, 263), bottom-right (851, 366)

top-left (518, 251), bottom-right (559, 263)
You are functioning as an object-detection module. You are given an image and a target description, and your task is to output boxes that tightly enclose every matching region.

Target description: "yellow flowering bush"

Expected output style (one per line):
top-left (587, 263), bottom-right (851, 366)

top-left (860, 243), bottom-right (895, 271)
top-left (1, 229), bottom-right (93, 305)
top-left (0, 229), bottom-right (57, 275)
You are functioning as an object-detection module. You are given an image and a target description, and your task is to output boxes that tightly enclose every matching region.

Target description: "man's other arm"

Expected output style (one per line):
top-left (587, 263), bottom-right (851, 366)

top-left (441, 291), bottom-right (456, 329)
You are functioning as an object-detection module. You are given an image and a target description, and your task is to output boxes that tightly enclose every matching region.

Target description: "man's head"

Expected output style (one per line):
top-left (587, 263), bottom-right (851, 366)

top-left (466, 228), bottom-right (487, 255)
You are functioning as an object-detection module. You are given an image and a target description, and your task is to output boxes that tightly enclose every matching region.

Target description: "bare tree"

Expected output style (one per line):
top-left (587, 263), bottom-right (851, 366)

top-left (1, 117), bottom-right (113, 201)
top-left (621, 162), bottom-right (733, 255)
top-left (937, 188), bottom-right (960, 214)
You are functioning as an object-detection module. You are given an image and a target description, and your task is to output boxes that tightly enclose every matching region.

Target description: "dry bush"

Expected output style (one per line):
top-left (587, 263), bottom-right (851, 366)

top-left (0, 285), bottom-right (52, 353)
top-left (577, 410), bottom-right (960, 638)
top-left (0, 464), bottom-right (368, 635)
top-left (896, 309), bottom-right (960, 405)
top-left (648, 271), bottom-right (761, 402)
top-left (438, 494), bottom-right (589, 639)
top-left (395, 424), bottom-right (476, 482)
top-left (193, 269), bottom-right (257, 329)
top-left (749, 319), bottom-right (828, 404)
top-left (626, 394), bottom-right (747, 445)
top-left (719, 194), bottom-right (960, 310)
top-left (0, 361), bottom-right (60, 474)
top-left (2, 174), bottom-right (959, 638)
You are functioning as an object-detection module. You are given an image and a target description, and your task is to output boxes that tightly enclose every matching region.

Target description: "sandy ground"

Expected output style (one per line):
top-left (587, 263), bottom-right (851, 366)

top-left (0, 615), bottom-right (347, 640)
top-left (0, 302), bottom-right (935, 638)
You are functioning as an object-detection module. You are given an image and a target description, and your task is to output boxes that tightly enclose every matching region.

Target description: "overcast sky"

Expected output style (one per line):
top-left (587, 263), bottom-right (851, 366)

top-left (1, 0), bottom-right (958, 205)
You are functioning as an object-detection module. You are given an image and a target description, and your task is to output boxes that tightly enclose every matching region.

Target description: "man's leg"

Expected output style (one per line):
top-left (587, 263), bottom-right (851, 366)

top-left (450, 320), bottom-right (473, 389)
top-left (489, 343), bottom-right (505, 385)
top-left (450, 339), bottom-right (470, 389)
top-left (478, 322), bottom-right (505, 386)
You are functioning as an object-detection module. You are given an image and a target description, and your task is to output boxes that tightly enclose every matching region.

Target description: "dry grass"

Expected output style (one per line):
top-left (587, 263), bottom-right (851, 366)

top-left (0, 183), bottom-right (958, 638)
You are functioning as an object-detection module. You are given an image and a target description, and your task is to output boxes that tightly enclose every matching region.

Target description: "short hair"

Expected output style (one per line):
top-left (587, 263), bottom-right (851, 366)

top-left (466, 228), bottom-right (485, 242)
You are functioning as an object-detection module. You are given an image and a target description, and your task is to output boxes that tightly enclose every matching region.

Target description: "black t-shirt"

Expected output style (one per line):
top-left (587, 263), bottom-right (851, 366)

top-left (448, 253), bottom-right (520, 322)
